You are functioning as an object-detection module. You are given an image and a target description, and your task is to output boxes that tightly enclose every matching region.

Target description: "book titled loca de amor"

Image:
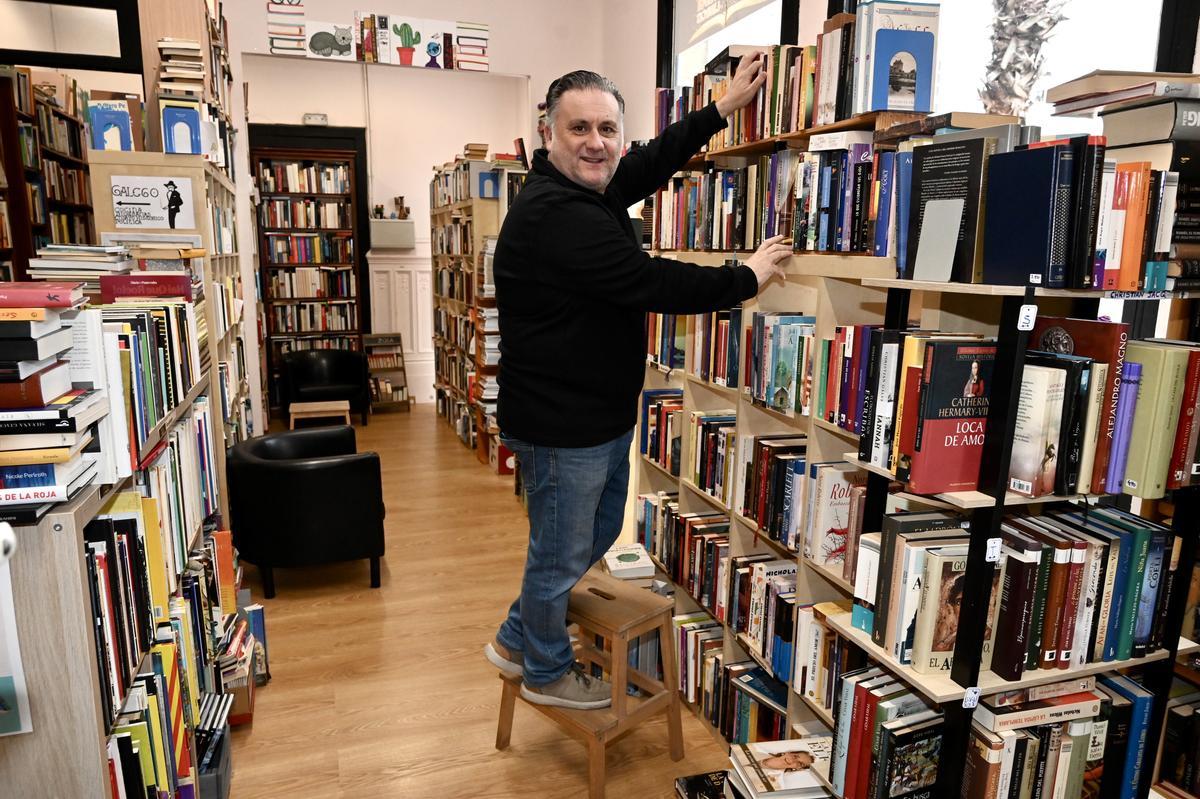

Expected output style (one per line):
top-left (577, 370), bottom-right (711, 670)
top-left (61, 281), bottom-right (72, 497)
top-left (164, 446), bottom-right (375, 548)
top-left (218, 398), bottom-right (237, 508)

top-left (908, 340), bottom-right (996, 494)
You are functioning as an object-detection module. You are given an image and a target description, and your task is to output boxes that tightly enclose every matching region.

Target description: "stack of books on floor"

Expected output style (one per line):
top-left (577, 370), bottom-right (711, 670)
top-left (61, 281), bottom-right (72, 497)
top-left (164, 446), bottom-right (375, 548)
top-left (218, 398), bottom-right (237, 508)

top-left (26, 244), bottom-right (133, 290)
top-left (726, 735), bottom-right (833, 798)
top-left (0, 281), bottom-right (108, 523)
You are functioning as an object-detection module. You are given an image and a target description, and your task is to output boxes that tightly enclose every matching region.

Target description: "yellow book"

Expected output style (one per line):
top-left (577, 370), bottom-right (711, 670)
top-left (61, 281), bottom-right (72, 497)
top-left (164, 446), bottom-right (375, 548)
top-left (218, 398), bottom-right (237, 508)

top-left (113, 720), bottom-right (159, 790)
top-left (0, 307), bottom-right (48, 321)
top-left (1123, 341), bottom-right (1189, 499)
top-left (0, 432), bottom-right (92, 465)
top-left (139, 495), bottom-right (176, 596)
top-left (144, 692), bottom-right (171, 788)
top-left (169, 599), bottom-right (202, 725)
top-left (102, 489), bottom-right (172, 622)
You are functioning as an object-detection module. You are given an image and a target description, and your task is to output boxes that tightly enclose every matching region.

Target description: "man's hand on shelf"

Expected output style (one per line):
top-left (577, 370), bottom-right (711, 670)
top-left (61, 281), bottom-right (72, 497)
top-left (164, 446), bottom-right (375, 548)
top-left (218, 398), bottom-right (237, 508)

top-left (715, 50), bottom-right (769, 118)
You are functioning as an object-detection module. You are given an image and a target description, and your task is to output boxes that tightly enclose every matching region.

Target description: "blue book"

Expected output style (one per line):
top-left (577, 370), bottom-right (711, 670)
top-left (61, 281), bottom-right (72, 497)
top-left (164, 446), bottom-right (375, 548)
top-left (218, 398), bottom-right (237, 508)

top-left (727, 306), bottom-right (742, 389)
top-left (818, 156), bottom-right (833, 251)
top-left (781, 457), bottom-right (807, 549)
top-left (161, 102), bottom-right (201, 154)
top-left (88, 101), bottom-right (133, 151)
top-left (1132, 530), bottom-right (1166, 656)
top-left (1099, 674), bottom-right (1154, 798)
top-left (0, 463), bottom-right (66, 488)
top-left (982, 145), bottom-right (1075, 287)
top-left (874, 152), bottom-right (896, 257)
top-left (894, 152), bottom-right (914, 277)
top-left (870, 29), bottom-right (935, 113)
top-left (833, 151), bottom-right (848, 251)
top-left (736, 667), bottom-right (788, 713)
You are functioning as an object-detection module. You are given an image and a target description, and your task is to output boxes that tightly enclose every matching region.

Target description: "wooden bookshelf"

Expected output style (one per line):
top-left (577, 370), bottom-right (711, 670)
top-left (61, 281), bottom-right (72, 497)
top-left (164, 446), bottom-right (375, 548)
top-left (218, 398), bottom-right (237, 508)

top-left (363, 333), bottom-right (411, 413)
top-left (251, 147), bottom-right (362, 410)
top-left (429, 152), bottom-right (500, 454)
top-left (0, 68), bottom-right (96, 280)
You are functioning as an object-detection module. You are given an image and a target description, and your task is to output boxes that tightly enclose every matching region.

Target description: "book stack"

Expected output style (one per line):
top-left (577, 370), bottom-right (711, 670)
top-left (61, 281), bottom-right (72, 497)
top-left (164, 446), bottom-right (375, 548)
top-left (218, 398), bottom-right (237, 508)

top-left (647, 312), bottom-right (686, 369)
top-left (0, 282), bottom-right (110, 523)
top-left (692, 305), bottom-right (743, 389)
top-left (964, 674), bottom-right (1156, 799)
top-left (26, 244), bottom-right (133, 290)
top-left (601, 542), bottom-right (655, 580)
top-left (157, 38), bottom-right (204, 99)
top-left (726, 736), bottom-right (833, 799)
top-left (829, 666), bottom-right (942, 799)
top-left (463, 142), bottom-right (488, 160)
top-left (640, 388), bottom-right (684, 476)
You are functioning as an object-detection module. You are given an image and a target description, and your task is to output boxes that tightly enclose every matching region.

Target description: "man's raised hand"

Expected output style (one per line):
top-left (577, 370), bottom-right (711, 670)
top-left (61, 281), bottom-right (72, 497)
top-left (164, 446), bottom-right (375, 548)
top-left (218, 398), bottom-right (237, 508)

top-left (715, 50), bottom-right (769, 118)
top-left (746, 234), bottom-right (791, 290)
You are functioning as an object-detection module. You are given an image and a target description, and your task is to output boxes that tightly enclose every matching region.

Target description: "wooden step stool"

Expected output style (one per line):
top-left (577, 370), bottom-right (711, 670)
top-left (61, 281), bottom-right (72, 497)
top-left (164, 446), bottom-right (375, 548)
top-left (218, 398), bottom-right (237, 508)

top-left (495, 569), bottom-right (684, 799)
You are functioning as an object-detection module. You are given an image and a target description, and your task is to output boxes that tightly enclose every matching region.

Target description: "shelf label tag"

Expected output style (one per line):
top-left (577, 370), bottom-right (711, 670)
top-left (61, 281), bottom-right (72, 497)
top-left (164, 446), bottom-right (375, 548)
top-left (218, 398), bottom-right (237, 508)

top-left (1017, 305), bottom-right (1037, 331)
top-left (963, 687), bottom-right (981, 709)
top-left (986, 538), bottom-right (1002, 562)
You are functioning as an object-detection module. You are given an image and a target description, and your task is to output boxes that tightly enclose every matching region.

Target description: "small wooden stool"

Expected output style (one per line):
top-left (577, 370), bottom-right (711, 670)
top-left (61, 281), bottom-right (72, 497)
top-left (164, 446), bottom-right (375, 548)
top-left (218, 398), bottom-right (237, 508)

top-left (496, 569), bottom-right (683, 799)
top-left (288, 400), bottom-right (351, 429)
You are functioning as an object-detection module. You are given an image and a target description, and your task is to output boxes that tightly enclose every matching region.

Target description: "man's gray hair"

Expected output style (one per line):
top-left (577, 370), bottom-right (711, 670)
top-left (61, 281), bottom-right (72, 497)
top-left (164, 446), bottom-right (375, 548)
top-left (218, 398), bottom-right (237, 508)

top-left (545, 70), bottom-right (625, 125)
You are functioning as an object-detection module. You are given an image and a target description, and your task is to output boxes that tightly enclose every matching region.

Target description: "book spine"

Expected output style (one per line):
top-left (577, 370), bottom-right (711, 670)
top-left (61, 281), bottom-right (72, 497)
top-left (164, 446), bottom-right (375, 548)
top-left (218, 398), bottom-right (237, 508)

top-left (1105, 363), bottom-right (1142, 493)
top-left (1167, 352), bottom-right (1200, 490)
top-left (1026, 546), bottom-right (1052, 672)
top-left (857, 330), bottom-right (882, 462)
top-left (1116, 530), bottom-right (1151, 661)
top-left (1057, 547), bottom-right (1086, 669)
top-left (993, 549), bottom-right (1035, 681)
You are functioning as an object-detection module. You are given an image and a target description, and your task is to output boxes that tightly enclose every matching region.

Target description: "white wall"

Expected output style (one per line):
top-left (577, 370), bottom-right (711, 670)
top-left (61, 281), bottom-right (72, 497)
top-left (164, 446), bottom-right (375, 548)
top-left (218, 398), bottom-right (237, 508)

top-left (225, 1), bottom-right (661, 403)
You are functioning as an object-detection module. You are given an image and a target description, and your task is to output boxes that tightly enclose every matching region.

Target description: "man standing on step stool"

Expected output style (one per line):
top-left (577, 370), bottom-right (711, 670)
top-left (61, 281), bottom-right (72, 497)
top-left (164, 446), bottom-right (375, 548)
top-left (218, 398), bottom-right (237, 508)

top-left (485, 55), bottom-right (790, 710)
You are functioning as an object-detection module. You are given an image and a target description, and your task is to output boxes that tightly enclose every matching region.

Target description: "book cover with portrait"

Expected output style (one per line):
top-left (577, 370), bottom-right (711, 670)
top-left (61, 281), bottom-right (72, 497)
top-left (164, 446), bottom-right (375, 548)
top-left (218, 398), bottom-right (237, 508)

top-left (907, 340), bottom-right (996, 495)
top-left (730, 736), bottom-right (832, 796)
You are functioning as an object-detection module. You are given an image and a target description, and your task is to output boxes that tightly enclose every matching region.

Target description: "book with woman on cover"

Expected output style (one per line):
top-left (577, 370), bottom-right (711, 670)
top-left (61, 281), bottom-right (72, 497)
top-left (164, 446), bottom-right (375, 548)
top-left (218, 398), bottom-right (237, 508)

top-left (730, 736), bottom-right (832, 797)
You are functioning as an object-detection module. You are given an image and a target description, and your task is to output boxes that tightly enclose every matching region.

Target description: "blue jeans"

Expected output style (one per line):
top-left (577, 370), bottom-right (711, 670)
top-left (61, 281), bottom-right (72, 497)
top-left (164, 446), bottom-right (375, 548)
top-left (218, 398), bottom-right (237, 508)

top-left (497, 428), bottom-right (633, 686)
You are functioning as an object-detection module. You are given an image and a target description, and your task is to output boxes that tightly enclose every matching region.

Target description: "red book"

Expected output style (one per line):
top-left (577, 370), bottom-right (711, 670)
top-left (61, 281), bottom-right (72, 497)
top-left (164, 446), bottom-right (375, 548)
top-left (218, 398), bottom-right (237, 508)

top-left (908, 340), bottom-right (996, 494)
top-left (894, 365), bottom-right (924, 483)
top-left (99, 273), bottom-right (192, 303)
top-left (842, 677), bottom-right (871, 799)
top-left (1057, 535), bottom-right (1088, 669)
top-left (845, 325), bottom-right (863, 430)
top-left (853, 683), bottom-right (893, 799)
top-left (0, 282), bottom-right (84, 308)
top-left (0, 361), bottom-right (71, 408)
top-left (1028, 317), bottom-right (1129, 495)
top-left (1165, 344), bottom-right (1200, 489)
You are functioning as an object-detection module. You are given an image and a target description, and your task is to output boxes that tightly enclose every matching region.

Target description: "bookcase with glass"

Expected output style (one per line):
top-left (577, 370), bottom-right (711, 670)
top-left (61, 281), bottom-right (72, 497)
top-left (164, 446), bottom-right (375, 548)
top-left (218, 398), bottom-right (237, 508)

top-left (252, 148), bottom-right (361, 408)
top-left (430, 146), bottom-right (499, 452)
top-left (635, 8), bottom-right (1200, 799)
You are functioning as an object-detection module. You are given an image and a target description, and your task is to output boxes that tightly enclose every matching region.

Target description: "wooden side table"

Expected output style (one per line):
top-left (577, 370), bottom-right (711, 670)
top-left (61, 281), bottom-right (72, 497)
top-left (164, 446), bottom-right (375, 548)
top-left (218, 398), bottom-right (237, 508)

top-left (288, 400), bottom-right (352, 429)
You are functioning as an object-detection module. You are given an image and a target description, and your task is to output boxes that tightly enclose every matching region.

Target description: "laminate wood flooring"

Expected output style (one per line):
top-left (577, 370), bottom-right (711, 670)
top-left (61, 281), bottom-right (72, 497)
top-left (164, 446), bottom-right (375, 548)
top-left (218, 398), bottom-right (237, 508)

top-left (229, 406), bottom-right (728, 798)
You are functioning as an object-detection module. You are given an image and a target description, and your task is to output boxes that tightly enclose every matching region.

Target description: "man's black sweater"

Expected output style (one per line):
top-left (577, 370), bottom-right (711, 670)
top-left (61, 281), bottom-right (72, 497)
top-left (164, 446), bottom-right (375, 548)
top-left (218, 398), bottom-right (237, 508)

top-left (495, 103), bottom-right (758, 447)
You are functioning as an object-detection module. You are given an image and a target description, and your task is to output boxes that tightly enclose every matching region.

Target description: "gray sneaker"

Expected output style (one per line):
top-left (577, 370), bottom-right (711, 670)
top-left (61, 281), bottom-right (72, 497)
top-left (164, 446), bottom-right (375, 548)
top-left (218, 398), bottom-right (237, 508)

top-left (484, 637), bottom-right (524, 677)
top-left (521, 666), bottom-right (612, 710)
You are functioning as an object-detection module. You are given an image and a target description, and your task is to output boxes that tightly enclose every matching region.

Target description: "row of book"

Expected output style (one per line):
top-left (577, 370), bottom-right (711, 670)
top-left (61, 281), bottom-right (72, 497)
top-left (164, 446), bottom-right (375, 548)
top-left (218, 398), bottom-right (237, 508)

top-left (256, 160), bottom-right (350, 195)
top-left (270, 301), bottom-right (358, 333)
top-left (271, 335), bottom-right (359, 356)
top-left (0, 200), bottom-right (9, 249)
top-left (848, 315), bottom-right (1199, 500)
top-left (432, 218), bottom-right (476, 256)
top-left (692, 306), bottom-right (743, 389)
top-left (430, 155), bottom-right (492, 207)
top-left (268, 266), bottom-right (356, 299)
top-left (42, 159), bottom-right (90, 204)
top-left (262, 231), bottom-right (353, 264)
top-left (654, 150), bottom-right (801, 252)
top-left (674, 610), bottom-right (792, 746)
top-left (433, 265), bottom-right (471, 303)
top-left (647, 312), bottom-right (687, 370)
top-left (848, 504), bottom-right (1181, 682)
top-left (964, 674), bottom-right (1158, 799)
top-left (34, 99), bottom-right (85, 157)
top-left (257, 197), bottom-right (351, 230)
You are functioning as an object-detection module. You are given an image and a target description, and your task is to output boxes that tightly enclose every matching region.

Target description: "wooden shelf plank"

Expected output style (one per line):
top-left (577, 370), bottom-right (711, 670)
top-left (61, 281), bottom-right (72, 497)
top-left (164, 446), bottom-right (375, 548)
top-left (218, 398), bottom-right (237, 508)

top-left (822, 610), bottom-right (1174, 704)
top-left (680, 477), bottom-right (731, 512)
top-left (640, 454), bottom-right (678, 482)
top-left (812, 416), bottom-right (859, 441)
top-left (861, 277), bottom-right (1195, 300)
top-left (840, 453), bottom-right (1100, 509)
top-left (684, 373), bottom-right (740, 399)
top-left (803, 556), bottom-right (854, 597)
top-left (798, 692), bottom-right (836, 729)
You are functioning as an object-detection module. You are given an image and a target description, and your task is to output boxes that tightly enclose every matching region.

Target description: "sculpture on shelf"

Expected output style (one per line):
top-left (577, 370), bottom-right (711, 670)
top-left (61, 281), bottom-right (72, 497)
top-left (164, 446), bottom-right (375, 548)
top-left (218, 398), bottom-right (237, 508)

top-left (393, 23), bottom-right (421, 66)
top-left (393, 196), bottom-right (410, 220)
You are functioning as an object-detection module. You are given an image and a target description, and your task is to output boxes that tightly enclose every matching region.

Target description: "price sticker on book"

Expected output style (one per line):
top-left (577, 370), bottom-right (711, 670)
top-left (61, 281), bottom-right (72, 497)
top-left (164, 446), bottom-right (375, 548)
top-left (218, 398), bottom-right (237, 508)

top-left (985, 537), bottom-right (1002, 562)
top-left (963, 687), bottom-right (981, 709)
top-left (1017, 304), bottom-right (1037, 331)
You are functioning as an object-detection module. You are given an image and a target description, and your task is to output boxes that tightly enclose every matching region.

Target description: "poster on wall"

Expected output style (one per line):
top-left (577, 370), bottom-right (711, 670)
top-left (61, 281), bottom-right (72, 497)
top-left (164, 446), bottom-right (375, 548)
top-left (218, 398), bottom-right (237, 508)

top-left (305, 21), bottom-right (355, 61)
top-left (0, 559), bottom-right (32, 736)
top-left (110, 176), bottom-right (197, 230)
top-left (418, 20), bottom-right (455, 69)
top-left (454, 21), bottom-right (490, 72)
top-left (266, 0), bottom-right (307, 56)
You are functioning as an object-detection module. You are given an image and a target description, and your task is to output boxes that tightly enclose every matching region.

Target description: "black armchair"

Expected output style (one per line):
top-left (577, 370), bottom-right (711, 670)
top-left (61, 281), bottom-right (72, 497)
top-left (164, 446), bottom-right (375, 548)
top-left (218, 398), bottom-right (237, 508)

top-left (227, 426), bottom-right (385, 598)
top-left (281, 349), bottom-right (370, 425)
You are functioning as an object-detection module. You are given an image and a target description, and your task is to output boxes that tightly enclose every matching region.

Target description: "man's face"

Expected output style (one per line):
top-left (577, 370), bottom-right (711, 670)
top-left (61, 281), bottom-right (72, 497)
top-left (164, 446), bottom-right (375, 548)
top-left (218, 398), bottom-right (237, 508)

top-left (545, 88), bottom-right (623, 193)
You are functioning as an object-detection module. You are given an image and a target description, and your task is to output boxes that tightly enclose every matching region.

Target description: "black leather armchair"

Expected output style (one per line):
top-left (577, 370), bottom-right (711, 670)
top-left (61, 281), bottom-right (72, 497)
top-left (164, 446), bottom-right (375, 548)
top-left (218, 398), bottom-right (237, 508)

top-left (227, 426), bottom-right (384, 598)
top-left (281, 349), bottom-right (370, 425)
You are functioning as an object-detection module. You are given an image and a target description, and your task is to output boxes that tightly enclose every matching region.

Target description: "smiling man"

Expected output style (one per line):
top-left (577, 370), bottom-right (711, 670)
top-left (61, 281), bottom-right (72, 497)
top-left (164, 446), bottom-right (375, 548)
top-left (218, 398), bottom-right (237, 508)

top-left (486, 59), bottom-right (791, 710)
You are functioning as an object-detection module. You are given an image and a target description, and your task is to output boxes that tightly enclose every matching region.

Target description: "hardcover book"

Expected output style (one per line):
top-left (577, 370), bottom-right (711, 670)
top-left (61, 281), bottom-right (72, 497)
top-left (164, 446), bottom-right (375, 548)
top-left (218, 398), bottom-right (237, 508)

top-left (912, 545), bottom-right (968, 674)
top-left (906, 138), bottom-right (997, 283)
top-left (1008, 365), bottom-right (1066, 498)
top-left (908, 339), bottom-right (996, 494)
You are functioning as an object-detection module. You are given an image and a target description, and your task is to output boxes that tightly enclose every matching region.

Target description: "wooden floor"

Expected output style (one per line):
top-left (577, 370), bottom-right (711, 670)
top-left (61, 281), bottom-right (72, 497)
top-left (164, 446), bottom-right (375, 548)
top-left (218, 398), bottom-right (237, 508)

top-left (229, 405), bottom-right (728, 798)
